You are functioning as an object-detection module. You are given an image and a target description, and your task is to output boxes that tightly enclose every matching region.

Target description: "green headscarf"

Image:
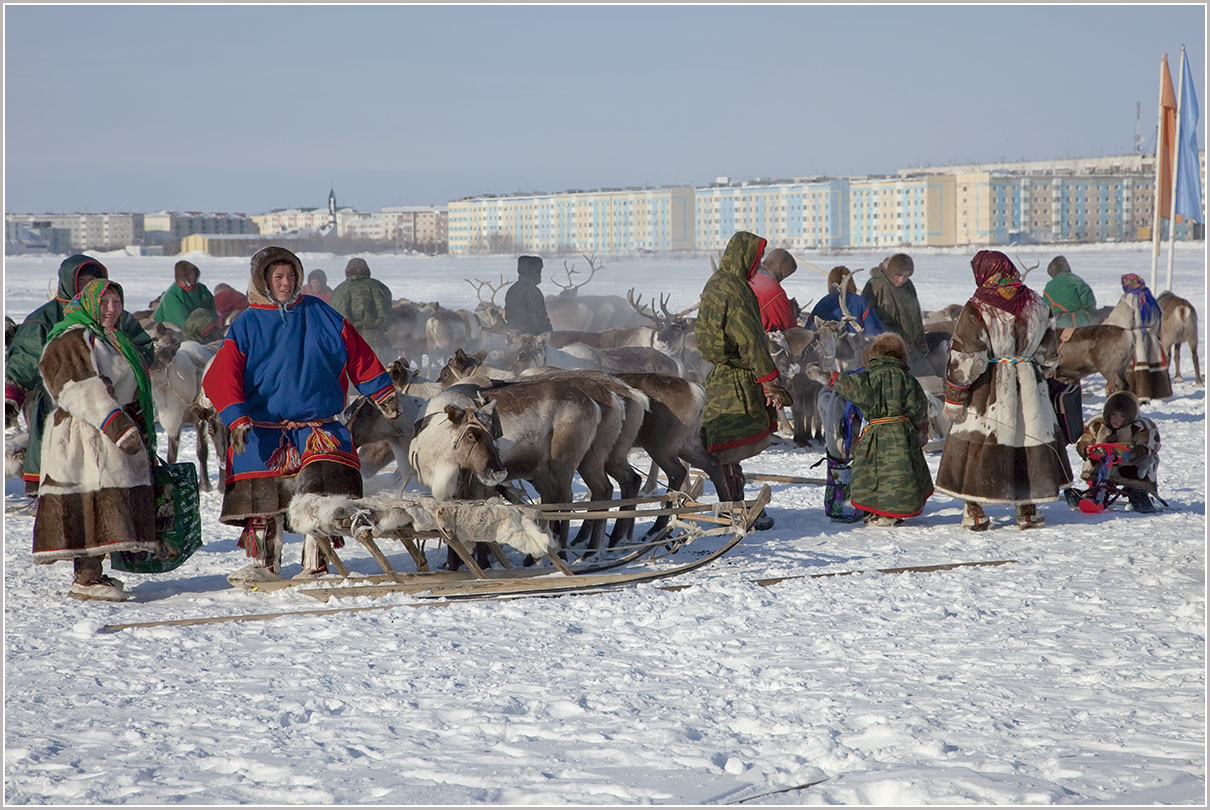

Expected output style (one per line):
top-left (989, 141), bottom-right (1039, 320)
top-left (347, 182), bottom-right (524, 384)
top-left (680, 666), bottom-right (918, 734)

top-left (46, 279), bottom-right (157, 455)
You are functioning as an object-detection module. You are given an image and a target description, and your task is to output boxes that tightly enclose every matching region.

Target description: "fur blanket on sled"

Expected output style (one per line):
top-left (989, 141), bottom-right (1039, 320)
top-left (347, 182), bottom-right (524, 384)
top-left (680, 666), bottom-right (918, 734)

top-left (287, 493), bottom-right (553, 560)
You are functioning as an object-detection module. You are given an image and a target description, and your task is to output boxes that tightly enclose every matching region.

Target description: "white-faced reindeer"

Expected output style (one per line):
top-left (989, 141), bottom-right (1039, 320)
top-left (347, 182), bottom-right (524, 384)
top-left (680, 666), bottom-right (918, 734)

top-left (149, 337), bottom-right (228, 493)
top-left (545, 255), bottom-right (648, 333)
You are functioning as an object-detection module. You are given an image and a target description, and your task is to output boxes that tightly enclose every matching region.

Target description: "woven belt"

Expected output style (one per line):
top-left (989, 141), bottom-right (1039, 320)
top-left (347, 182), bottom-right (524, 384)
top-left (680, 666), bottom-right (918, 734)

top-left (995, 356), bottom-right (1033, 364)
top-left (858, 414), bottom-right (910, 440)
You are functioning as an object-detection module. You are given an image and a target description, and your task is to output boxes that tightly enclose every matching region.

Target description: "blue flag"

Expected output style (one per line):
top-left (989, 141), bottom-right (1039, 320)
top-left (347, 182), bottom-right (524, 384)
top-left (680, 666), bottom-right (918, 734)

top-left (1175, 53), bottom-right (1204, 223)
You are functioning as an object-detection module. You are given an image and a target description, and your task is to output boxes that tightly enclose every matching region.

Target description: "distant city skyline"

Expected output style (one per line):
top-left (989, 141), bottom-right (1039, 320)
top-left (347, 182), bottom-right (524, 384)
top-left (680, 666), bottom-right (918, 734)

top-left (4, 4), bottom-right (1205, 214)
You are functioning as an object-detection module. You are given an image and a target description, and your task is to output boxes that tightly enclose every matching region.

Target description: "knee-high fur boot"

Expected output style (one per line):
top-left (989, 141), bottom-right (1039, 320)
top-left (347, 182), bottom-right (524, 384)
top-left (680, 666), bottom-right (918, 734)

top-left (722, 463), bottom-right (746, 503)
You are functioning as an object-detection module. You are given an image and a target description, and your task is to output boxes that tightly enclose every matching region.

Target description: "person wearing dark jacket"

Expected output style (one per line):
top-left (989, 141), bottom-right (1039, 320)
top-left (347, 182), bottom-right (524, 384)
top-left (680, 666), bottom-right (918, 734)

top-left (153, 260), bottom-right (216, 330)
top-left (329, 258), bottom-right (394, 358)
top-left (504, 255), bottom-right (553, 335)
top-left (861, 253), bottom-right (929, 372)
top-left (5, 254), bottom-right (153, 497)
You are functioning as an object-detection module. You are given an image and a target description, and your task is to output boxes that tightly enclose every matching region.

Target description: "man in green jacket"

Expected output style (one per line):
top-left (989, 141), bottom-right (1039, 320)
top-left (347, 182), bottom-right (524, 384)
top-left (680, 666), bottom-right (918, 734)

top-left (5, 254), bottom-right (154, 496)
top-left (696, 231), bottom-right (791, 530)
top-left (330, 257), bottom-right (394, 358)
top-left (153, 260), bottom-right (216, 330)
top-left (1042, 255), bottom-right (1098, 328)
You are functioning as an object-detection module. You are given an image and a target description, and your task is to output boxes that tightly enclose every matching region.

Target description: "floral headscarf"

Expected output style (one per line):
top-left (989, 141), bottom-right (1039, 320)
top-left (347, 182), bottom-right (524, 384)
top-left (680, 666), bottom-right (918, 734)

top-left (970, 250), bottom-right (1036, 317)
top-left (45, 279), bottom-right (157, 453)
top-left (1121, 273), bottom-right (1161, 329)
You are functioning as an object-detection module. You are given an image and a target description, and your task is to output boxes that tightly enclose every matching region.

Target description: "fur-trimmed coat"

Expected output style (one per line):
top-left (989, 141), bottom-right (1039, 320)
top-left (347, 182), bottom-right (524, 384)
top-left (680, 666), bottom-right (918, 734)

top-left (203, 247), bottom-right (395, 526)
top-left (1042, 271), bottom-right (1097, 328)
top-left (936, 294), bottom-right (1072, 504)
top-left (1075, 392), bottom-right (1161, 495)
top-left (6, 255), bottom-right (153, 488)
top-left (1103, 293), bottom-right (1172, 400)
top-left (861, 268), bottom-right (928, 363)
top-left (33, 327), bottom-right (157, 562)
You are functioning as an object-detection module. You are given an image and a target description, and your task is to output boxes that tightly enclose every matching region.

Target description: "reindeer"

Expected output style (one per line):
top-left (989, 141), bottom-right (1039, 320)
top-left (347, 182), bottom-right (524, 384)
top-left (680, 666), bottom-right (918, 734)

top-left (1158, 292), bottom-right (1201, 384)
top-left (625, 288), bottom-right (697, 358)
top-left (410, 379), bottom-right (605, 563)
top-left (545, 255), bottom-right (648, 332)
top-left (614, 371), bottom-right (729, 539)
top-left (424, 305), bottom-right (482, 373)
top-left (466, 276), bottom-right (510, 331)
top-left (1055, 324), bottom-right (1133, 393)
top-left (554, 343), bottom-right (683, 377)
top-left (148, 336), bottom-right (228, 493)
top-left (386, 300), bottom-right (438, 367)
top-left (437, 348), bottom-right (517, 388)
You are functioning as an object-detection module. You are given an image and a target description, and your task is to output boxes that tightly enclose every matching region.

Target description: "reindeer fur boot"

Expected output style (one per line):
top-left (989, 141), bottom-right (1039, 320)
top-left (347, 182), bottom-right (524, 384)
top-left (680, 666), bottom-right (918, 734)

top-left (228, 517), bottom-right (283, 584)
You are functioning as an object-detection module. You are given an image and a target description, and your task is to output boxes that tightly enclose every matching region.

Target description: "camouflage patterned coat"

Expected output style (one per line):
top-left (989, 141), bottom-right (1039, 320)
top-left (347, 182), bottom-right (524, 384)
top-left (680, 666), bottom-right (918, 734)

top-left (833, 355), bottom-right (933, 518)
top-left (695, 231), bottom-right (780, 464)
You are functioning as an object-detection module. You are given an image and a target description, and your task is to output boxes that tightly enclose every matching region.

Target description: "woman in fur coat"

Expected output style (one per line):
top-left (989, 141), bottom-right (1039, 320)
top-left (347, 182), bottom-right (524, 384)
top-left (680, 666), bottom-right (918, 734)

top-left (33, 279), bottom-right (159, 601)
top-left (1103, 273), bottom-right (1172, 401)
top-left (202, 247), bottom-right (400, 584)
top-left (936, 250), bottom-right (1072, 530)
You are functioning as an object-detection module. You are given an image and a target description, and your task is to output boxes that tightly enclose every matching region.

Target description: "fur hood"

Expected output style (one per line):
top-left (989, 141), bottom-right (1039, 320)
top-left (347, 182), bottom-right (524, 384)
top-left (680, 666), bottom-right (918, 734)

top-left (761, 248), bottom-right (797, 283)
top-left (863, 332), bottom-right (908, 365)
top-left (307, 268), bottom-right (329, 287)
top-left (174, 260), bottom-right (200, 286)
top-left (344, 257), bottom-right (371, 279)
top-left (827, 265), bottom-right (858, 294)
top-left (1103, 390), bottom-right (1139, 423)
top-left (1047, 255), bottom-right (1071, 278)
top-left (56, 254), bottom-right (109, 302)
top-left (248, 246), bottom-right (303, 307)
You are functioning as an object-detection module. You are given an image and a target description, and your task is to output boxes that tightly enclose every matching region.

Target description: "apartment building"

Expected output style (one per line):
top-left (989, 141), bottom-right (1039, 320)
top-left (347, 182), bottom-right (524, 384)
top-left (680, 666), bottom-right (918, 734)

top-left (344, 206), bottom-right (448, 246)
top-left (4, 212), bottom-right (144, 252)
top-left (251, 207), bottom-right (357, 236)
top-left (448, 187), bottom-right (694, 254)
top-left (847, 174), bottom-right (956, 248)
top-left (144, 211), bottom-right (257, 242)
top-left (694, 178), bottom-right (850, 253)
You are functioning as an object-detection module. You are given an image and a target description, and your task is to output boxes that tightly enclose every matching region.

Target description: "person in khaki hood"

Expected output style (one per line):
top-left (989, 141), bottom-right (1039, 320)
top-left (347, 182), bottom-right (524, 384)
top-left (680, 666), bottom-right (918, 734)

top-left (153, 260), bottom-right (216, 330)
top-left (329, 257), bottom-right (394, 358)
top-left (202, 246), bottom-right (401, 584)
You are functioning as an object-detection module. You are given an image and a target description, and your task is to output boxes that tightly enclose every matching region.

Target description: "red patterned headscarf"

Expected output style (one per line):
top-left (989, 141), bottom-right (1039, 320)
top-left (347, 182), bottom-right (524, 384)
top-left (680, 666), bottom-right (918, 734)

top-left (970, 250), bottom-right (1036, 317)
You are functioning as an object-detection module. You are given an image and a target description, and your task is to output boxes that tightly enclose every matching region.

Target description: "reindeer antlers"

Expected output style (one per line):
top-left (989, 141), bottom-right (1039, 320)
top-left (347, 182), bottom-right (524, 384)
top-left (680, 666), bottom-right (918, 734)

top-left (466, 275), bottom-right (511, 306)
top-left (1015, 255), bottom-right (1040, 279)
top-left (551, 254), bottom-right (603, 293)
top-left (628, 288), bottom-right (698, 324)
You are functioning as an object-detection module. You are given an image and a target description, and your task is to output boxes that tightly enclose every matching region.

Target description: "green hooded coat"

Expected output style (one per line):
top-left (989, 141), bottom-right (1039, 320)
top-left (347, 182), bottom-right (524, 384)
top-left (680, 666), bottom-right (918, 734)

top-left (5, 255), bottom-right (153, 486)
top-left (330, 260), bottom-right (393, 357)
top-left (861, 267), bottom-right (928, 362)
top-left (1042, 271), bottom-right (1097, 328)
top-left (832, 355), bottom-right (934, 518)
top-left (152, 261), bottom-right (215, 329)
top-left (695, 232), bottom-right (780, 463)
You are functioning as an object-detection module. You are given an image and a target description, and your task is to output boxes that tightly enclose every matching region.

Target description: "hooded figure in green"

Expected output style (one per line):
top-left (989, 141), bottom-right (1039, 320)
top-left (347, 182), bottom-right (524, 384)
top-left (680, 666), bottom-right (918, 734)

top-left (696, 233), bottom-right (790, 526)
top-left (153, 260), bottom-right (215, 330)
top-left (861, 253), bottom-right (929, 372)
top-left (5, 255), bottom-right (154, 495)
top-left (1041, 255), bottom-right (1097, 328)
top-left (330, 257), bottom-right (394, 358)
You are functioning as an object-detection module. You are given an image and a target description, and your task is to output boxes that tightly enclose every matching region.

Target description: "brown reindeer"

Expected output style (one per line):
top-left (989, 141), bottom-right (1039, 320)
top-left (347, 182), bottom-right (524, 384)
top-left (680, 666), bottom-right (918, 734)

top-left (1158, 292), bottom-right (1201, 384)
top-left (386, 300), bottom-right (438, 366)
top-left (1055, 324), bottom-right (1133, 392)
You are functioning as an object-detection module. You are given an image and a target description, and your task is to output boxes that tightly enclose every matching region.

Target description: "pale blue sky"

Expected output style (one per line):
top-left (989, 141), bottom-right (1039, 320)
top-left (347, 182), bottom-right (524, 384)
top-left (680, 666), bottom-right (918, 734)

top-left (4, 3), bottom-right (1206, 214)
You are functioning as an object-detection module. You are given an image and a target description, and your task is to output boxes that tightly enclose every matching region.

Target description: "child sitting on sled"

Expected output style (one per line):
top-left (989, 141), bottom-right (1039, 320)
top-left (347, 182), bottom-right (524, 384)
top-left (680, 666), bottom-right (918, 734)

top-left (1070, 390), bottom-right (1161, 513)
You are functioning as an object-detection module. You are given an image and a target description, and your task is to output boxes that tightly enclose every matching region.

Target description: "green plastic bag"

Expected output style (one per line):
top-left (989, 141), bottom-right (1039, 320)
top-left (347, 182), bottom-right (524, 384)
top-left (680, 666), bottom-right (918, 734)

top-left (110, 459), bottom-right (202, 574)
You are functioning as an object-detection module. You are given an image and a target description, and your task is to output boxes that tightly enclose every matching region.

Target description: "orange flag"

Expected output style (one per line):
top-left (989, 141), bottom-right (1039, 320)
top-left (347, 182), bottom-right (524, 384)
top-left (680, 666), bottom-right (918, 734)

top-left (1158, 54), bottom-right (1178, 221)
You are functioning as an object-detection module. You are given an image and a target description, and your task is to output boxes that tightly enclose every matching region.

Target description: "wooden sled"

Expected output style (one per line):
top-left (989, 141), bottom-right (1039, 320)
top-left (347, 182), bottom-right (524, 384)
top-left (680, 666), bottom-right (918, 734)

top-left (243, 477), bottom-right (770, 601)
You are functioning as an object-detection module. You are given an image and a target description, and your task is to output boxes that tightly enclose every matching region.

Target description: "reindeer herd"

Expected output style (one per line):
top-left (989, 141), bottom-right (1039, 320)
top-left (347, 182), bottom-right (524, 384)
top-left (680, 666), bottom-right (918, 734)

top-left (3, 253), bottom-right (1203, 561)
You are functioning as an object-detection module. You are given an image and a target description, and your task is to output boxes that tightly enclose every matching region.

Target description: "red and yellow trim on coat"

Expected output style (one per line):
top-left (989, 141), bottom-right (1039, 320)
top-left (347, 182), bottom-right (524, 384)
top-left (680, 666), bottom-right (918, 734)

top-left (850, 490), bottom-right (933, 520)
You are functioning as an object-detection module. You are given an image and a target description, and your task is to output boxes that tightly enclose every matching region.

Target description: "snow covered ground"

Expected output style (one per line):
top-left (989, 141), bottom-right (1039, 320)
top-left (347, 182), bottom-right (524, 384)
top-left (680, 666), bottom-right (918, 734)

top-left (3, 243), bottom-right (1206, 805)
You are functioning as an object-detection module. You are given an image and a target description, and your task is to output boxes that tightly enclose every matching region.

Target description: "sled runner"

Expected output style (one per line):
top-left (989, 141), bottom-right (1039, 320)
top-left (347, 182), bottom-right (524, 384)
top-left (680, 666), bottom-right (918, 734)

top-left (237, 479), bottom-right (771, 601)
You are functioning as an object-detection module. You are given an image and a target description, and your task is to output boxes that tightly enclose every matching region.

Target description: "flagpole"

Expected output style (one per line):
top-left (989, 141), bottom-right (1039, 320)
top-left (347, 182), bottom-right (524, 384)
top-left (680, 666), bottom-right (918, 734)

top-left (1150, 53), bottom-right (1168, 289)
top-left (1165, 45), bottom-right (1187, 294)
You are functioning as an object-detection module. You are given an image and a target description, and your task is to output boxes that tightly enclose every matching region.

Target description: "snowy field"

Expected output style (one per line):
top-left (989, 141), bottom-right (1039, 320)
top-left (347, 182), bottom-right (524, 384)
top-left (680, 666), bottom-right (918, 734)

top-left (3, 243), bottom-right (1206, 805)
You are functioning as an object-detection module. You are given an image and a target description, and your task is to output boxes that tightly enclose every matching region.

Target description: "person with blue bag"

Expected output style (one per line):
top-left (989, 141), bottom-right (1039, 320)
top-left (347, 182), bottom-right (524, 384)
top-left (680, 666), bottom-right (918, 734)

top-left (31, 279), bottom-right (160, 601)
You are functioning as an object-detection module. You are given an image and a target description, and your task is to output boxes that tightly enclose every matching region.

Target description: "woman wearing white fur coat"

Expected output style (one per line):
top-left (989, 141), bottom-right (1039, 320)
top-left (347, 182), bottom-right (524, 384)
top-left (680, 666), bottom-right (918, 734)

top-left (32, 279), bottom-right (159, 601)
top-left (936, 251), bottom-right (1072, 531)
